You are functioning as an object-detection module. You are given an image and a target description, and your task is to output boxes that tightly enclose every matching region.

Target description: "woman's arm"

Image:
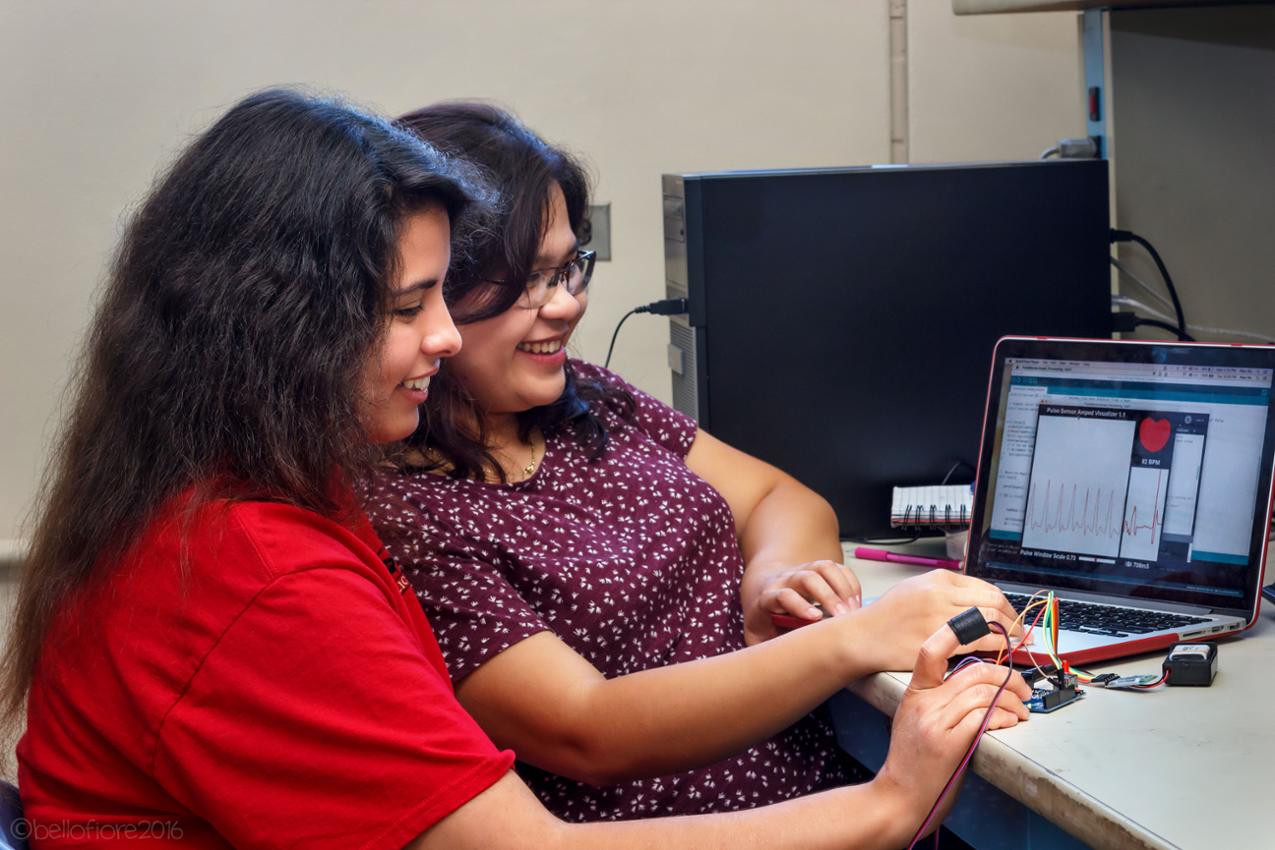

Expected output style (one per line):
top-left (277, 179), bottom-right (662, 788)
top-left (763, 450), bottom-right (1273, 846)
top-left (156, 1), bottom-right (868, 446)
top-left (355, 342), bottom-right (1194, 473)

top-left (414, 766), bottom-right (909, 850)
top-left (684, 427), bottom-right (860, 644)
top-left (419, 623), bottom-right (1032, 850)
top-left (682, 427), bottom-right (1024, 665)
top-left (455, 570), bottom-right (1023, 785)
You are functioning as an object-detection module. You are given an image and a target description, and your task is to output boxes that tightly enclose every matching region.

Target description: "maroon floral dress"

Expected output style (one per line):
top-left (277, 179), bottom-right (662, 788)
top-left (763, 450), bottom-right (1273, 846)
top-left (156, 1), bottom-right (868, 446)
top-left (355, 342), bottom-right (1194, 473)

top-left (365, 360), bottom-right (850, 822)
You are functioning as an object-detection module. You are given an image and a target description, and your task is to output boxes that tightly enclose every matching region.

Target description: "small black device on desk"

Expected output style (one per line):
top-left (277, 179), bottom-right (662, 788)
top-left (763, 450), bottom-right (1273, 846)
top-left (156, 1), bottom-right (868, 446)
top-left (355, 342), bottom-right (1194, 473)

top-left (1162, 642), bottom-right (1218, 686)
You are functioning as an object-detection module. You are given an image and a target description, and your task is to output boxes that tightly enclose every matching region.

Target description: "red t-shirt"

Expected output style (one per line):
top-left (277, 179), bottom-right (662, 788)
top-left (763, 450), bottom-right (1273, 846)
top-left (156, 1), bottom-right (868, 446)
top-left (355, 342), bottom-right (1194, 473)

top-left (17, 497), bottom-right (513, 849)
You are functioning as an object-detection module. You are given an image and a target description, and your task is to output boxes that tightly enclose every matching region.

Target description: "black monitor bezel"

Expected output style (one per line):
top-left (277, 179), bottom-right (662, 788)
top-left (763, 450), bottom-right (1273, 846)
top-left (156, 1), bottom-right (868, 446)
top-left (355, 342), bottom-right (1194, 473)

top-left (967, 336), bottom-right (1275, 618)
top-left (677, 160), bottom-right (1113, 538)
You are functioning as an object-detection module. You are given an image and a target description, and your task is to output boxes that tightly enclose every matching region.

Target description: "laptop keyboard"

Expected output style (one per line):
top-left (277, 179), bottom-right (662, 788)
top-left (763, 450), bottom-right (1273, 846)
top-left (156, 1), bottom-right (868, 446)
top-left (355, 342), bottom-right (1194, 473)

top-left (1003, 592), bottom-right (1210, 637)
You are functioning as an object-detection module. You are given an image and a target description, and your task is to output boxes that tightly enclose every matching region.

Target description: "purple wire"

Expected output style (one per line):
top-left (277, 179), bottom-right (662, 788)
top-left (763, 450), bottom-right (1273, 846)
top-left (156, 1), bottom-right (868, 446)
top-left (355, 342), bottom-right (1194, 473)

top-left (905, 622), bottom-right (1014, 850)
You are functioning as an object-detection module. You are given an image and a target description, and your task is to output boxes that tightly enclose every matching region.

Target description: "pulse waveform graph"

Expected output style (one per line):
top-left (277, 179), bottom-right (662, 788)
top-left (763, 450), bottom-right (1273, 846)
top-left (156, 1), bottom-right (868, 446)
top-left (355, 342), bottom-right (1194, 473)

top-left (1019, 412), bottom-right (1138, 558)
top-left (1022, 469), bottom-right (1167, 560)
top-left (1120, 466), bottom-right (1169, 561)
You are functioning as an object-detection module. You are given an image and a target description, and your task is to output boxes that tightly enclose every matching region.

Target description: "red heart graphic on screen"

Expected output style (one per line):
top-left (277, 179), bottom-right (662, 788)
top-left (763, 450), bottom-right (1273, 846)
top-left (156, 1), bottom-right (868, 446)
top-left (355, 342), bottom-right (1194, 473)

top-left (1139, 417), bottom-right (1171, 454)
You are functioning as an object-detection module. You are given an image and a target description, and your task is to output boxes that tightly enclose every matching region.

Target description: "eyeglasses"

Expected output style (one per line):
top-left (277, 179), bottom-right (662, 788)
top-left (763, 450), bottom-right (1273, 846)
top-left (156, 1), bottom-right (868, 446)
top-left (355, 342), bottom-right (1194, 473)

top-left (513, 250), bottom-right (596, 309)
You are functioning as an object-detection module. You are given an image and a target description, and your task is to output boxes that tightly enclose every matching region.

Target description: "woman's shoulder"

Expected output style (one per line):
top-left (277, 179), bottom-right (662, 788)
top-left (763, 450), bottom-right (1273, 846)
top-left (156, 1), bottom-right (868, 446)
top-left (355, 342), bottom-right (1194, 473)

top-left (119, 494), bottom-right (385, 596)
top-left (362, 466), bottom-right (485, 555)
top-left (569, 358), bottom-right (652, 422)
top-left (42, 497), bottom-right (398, 728)
top-left (220, 500), bottom-right (384, 577)
top-left (569, 358), bottom-right (698, 457)
top-left (364, 465), bottom-right (471, 518)
top-left (568, 357), bottom-right (636, 398)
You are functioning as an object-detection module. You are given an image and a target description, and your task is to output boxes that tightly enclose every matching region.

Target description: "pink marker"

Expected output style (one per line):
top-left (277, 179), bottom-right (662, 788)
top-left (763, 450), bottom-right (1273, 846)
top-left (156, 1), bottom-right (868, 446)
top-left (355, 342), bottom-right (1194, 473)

top-left (854, 546), bottom-right (961, 570)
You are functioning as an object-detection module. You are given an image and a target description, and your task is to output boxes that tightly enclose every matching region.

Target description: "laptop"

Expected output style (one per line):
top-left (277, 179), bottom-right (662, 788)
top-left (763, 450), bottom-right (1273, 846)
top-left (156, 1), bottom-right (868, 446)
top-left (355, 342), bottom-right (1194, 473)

top-left (965, 337), bottom-right (1275, 666)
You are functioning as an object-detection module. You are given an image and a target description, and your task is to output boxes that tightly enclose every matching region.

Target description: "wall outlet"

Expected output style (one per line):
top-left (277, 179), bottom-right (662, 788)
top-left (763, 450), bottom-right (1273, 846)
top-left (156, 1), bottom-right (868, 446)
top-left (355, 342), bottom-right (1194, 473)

top-left (589, 203), bottom-right (611, 260)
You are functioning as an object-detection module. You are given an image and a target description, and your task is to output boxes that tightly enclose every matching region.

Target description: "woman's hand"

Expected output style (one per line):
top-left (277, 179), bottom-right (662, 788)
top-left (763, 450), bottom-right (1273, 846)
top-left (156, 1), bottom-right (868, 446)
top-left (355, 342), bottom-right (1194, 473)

top-left (873, 621), bottom-right (1032, 838)
top-left (850, 570), bottom-right (1026, 671)
top-left (742, 560), bottom-right (862, 645)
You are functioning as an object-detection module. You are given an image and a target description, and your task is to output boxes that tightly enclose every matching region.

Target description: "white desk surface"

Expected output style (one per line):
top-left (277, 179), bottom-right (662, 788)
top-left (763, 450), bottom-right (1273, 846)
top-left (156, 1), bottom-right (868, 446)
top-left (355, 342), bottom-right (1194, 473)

top-left (842, 545), bottom-right (1273, 850)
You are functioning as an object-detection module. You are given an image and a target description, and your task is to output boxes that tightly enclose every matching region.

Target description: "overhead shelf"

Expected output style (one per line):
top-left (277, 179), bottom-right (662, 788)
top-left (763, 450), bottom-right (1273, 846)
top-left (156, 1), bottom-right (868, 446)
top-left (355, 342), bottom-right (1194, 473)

top-left (954, 0), bottom-right (1270, 14)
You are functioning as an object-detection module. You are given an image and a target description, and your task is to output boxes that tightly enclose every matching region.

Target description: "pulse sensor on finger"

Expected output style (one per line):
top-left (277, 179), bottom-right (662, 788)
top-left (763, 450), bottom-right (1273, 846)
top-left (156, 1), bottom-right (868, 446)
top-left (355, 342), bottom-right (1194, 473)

top-left (947, 607), bottom-right (990, 645)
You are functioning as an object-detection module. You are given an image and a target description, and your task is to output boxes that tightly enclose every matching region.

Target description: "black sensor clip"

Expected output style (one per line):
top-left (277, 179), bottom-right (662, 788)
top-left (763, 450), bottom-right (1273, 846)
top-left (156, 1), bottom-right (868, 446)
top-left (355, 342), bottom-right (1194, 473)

top-left (947, 607), bottom-right (990, 645)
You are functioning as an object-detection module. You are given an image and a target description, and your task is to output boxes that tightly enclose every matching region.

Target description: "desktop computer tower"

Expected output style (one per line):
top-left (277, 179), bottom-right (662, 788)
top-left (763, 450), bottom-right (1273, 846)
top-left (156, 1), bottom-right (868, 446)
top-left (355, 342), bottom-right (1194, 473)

top-left (662, 160), bottom-right (1112, 537)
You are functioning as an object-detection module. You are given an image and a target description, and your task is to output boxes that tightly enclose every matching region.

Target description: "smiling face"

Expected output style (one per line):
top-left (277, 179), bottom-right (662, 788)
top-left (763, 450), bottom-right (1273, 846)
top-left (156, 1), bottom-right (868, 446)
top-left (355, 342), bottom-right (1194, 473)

top-left (446, 182), bottom-right (587, 417)
top-left (361, 204), bottom-right (462, 443)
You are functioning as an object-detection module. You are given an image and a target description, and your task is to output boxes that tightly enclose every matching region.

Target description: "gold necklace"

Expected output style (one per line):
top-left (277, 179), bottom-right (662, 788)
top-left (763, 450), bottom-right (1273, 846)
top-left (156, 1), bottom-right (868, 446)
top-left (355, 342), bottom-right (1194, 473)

top-left (521, 436), bottom-right (538, 477)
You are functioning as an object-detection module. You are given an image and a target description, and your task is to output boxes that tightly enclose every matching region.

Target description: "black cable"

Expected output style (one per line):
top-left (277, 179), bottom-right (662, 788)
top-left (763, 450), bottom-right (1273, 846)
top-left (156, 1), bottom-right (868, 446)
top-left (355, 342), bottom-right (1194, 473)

top-left (1111, 311), bottom-right (1139, 334)
top-left (1136, 318), bottom-right (1195, 342)
top-left (843, 532), bottom-right (921, 545)
top-left (939, 460), bottom-right (975, 486)
top-left (1110, 229), bottom-right (1187, 340)
top-left (604, 308), bottom-right (640, 370)
top-left (603, 298), bottom-right (688, 370)
top-left (906, 622), bottom-right (1014, 849)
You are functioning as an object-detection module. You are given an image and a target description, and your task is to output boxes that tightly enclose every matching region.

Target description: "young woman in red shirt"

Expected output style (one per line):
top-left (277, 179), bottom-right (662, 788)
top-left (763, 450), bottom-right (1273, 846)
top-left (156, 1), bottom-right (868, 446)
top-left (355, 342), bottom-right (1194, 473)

top-left (1, 88), bottom-right (1028, 849)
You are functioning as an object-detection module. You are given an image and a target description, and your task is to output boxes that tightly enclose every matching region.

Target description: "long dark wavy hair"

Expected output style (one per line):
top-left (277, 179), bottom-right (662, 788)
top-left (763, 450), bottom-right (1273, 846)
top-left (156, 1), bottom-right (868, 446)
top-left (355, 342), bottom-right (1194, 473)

top-left (1, 88), bottom-right (482, 729)
top-left (396, 102), bottom-right (633, 481)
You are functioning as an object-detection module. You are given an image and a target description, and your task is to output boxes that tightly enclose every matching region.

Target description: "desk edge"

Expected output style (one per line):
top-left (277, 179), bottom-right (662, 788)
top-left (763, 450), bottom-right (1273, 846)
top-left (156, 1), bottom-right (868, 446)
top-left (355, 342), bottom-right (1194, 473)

top-left (849, 672), bottom-right (1178, 850)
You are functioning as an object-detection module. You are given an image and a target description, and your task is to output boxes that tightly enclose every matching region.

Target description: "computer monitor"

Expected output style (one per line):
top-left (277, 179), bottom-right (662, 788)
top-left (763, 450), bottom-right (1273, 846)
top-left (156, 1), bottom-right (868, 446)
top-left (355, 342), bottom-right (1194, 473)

top-left (662, 160), bottom-right (1113, 537)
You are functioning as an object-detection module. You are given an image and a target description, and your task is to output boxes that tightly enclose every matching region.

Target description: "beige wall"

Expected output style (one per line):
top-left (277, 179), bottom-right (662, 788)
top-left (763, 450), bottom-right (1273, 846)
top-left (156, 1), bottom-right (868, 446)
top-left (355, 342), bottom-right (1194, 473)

top-left (1108, 6), bottom-right (1275, 345)
top-left (909, 4), bottom-right (1084, 161)
top-left (0, 1), bottom-right (1082, 541)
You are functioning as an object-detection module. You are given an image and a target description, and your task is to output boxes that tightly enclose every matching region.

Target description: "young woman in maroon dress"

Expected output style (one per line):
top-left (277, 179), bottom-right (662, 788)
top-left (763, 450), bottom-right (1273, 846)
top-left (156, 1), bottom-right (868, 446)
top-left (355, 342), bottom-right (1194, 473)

top-left (365, 102), bottom-right (1028, 822)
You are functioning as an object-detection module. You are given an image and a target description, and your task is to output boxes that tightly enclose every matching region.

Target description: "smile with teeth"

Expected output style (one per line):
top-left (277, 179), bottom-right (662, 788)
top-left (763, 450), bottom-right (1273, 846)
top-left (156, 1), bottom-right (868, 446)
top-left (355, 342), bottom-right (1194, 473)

top-left (401, 375), bottom-right (431, 391)
top-left (517, 339), bottom-right (564, 355)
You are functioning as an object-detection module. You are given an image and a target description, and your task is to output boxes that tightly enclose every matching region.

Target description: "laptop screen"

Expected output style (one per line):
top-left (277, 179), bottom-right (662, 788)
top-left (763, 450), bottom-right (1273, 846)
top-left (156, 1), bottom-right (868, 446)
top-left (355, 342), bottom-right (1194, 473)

top-left (968, 338), bottom-right (1275, 614)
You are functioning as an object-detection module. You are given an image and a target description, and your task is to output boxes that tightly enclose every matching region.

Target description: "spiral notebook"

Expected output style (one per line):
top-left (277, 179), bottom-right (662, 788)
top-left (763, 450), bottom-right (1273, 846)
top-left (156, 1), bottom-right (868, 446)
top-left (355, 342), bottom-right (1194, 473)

top-left (890, 484), bottom-right (974, 529)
